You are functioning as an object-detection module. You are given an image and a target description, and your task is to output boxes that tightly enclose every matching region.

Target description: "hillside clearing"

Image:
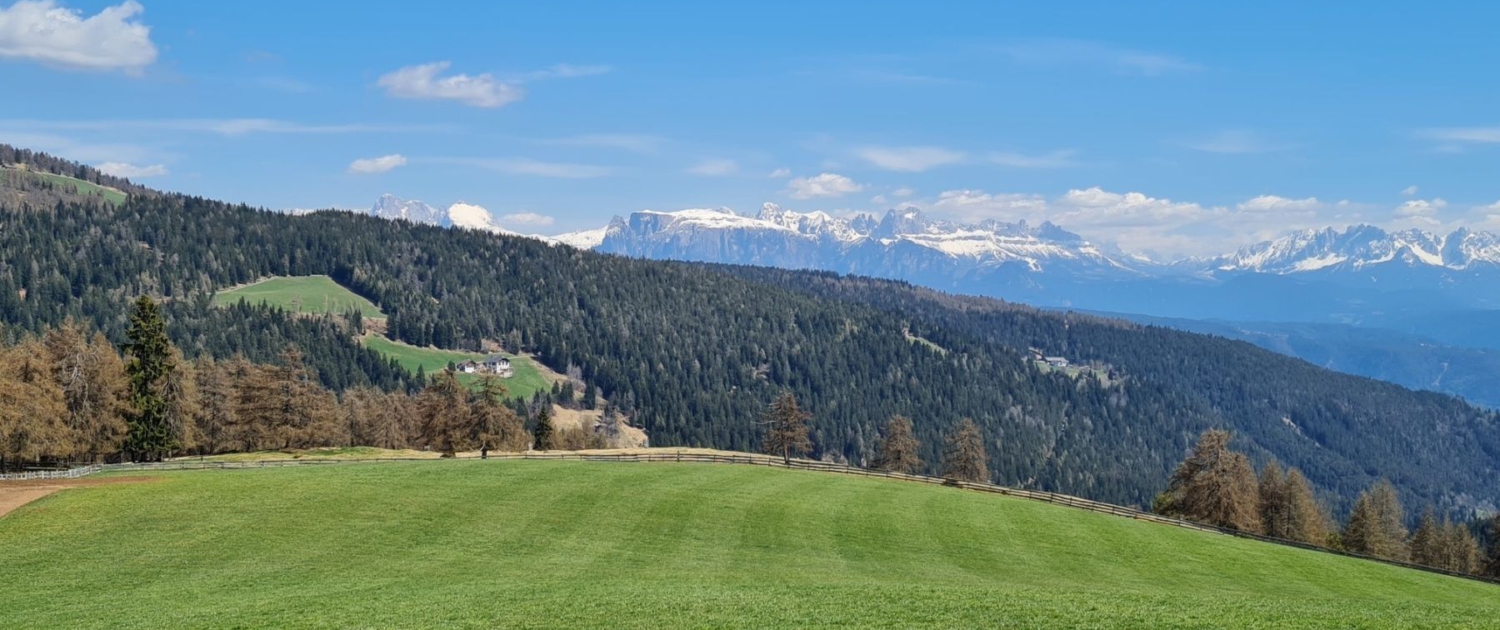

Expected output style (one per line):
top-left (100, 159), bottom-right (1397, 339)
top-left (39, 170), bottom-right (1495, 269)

top-left (1, 165), bottom-right (127, 205)
top-left (0, 461), bottom-right (1495, 628)
top-left (213, 275), bottom-right (386, 318)
top-left (360, 333), bottom-right (554, 400)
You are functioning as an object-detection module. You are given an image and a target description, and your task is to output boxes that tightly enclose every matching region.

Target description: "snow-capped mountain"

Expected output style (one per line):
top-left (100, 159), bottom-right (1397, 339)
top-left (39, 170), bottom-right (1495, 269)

top-left (1205, 225), bottom-right (1500, 274)
top-left (550, 227), bottom-right (609, 250)
top-left (370, 194), bottom-right (448, 226)
top-left (359, 194), bottom-right (528, 235)
top-left (590, 204), bottom-right (1140, 290)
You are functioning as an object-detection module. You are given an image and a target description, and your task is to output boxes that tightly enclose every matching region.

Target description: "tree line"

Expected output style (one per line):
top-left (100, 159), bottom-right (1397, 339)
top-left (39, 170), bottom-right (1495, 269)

top-left (0, 298), bottom-right (615, 469)
top-left (1153, 429), bottom-right (1496, 577)
top-left (765, 399), bottom-right (1500, 580)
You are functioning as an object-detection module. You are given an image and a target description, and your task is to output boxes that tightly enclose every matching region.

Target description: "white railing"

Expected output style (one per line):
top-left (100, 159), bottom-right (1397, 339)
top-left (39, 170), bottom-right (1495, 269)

top-left (0, 463), bottom-right (102, 481)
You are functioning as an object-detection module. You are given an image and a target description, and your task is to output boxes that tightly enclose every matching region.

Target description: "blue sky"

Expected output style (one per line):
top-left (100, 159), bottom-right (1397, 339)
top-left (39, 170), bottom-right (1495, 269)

top-left (4, 0), bottom-right (1500, 256)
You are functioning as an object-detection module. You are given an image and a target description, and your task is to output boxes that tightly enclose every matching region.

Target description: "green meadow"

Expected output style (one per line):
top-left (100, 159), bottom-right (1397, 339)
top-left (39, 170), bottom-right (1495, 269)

top-left (213, 275), bottom-right (386, 318)
top-left (361, 334), bottom-right (552, 400)
top-left (1, 460), bottom-right (1495, 628)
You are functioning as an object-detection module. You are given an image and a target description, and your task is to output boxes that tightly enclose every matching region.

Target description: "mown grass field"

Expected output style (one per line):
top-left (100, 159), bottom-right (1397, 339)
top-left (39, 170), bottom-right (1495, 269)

top-left (362, 333), bottom-right (552, 400)
top-left (1, 461), bottom-right (1495, 628)
top-left (213, 275), bottom-right (386, 318)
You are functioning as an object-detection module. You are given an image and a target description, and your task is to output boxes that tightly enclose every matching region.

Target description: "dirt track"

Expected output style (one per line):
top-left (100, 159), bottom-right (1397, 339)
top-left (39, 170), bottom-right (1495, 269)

top-left (0, 477), bottom-right (157, 518)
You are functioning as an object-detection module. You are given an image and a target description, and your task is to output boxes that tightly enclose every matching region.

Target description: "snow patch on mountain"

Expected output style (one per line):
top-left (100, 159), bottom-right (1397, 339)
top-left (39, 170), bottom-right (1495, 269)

top-left (551, 227), bottom-right (609, 249)
top-left (1210, 225), bottom-right (1500, 274)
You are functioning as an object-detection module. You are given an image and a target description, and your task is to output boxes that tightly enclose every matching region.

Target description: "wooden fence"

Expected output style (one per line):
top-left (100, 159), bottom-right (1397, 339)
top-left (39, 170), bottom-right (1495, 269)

top-left (0, 464), bottom-right (102, 481)
top-left (15, 451), bottom-right (1500, 586)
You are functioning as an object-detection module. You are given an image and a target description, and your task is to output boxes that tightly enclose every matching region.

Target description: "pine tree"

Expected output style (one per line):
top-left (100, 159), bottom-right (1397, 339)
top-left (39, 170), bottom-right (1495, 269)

top-left (873, 414), bottom-right (922, 474)
top-left (471, 375), bottom-right (525, 455)
top-left (162, 349), bottom-right (201, 454)
top-left (1342, 479), bottom-right (1409, 561)
top-left (122, 296), bottom-right (178, 461)
top-left (1281, 468), bottom-right (1331, 546)
top-left (1411, 508), bottom-right (1442, 567)
top-left (417, 371), bottom-right (471, 457)
top-left (758, 392), bottom-right (812, 464)
top-left (0, 340), bottom-right (68, 472)
top-left (1155, 429), bottom-right (1261, 532)
top-left (1259, 462), bottom-right (1289, 537)
top-left (1438, 520), bottom-right (1481, 574)
top-left (43, 323), bottom-right (128, 462)
top-left (583, 383), bottom-right (598, 410)
top-left (192, 357), bottom-right (238, 454)
top-left (532, 404), bottom-right (556, 451)
top-left (941, 418), bottom-right (989, 483)
top-left (1259, 463), bottom-right (1330, 545)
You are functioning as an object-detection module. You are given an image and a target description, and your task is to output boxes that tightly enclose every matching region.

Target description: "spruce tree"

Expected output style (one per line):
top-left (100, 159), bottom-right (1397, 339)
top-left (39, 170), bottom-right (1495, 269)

top-left (941, 418), bottom-right (989, 483)
top-left (758, 392), bottom-right (812, 464)
top-left (532, 404), bottom-right (555, 451)
top-left (873, 414), bottom-right (922, 474)
top-left (122, 296), bottom-right (178, 462)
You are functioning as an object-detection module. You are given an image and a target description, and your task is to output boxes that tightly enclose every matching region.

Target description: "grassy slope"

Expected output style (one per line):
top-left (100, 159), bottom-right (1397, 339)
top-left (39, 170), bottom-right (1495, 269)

top-left (3, 166), bottom-right (127, 205)
top-left (213, 275), bottom-right (386, 318)
top-left (1, 462), bottom-right (1495, 629)
top-left (362, 333), bottom-right (552, 400)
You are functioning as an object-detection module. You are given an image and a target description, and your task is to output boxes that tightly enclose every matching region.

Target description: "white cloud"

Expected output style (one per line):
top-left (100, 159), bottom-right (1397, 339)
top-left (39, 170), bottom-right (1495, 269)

top-left (0, 0), bottom-right (156, 73)
top-left (870, 194), bottom-right (887, 204)
top-left (892, 187), bottom-right (915, 198)
top-left (786, 173), bottom-right (864, 199)
top-left (686, 158), bottom-right (737, 176)
top-left (377, 62), bottom-right (523, 108)
top-left (856, 146), bottom-right (965, 172)
top-left (1401, 185), bottom-right (1419, 196)
top-left (94, 161), bottom-right (165, 178)
top-left (499, 212), bottom-right (555, 227)
top-left (768, 167), bottom-right (791, 178)
top-left (1396, 198), bottom-right (1447, 217)
top-left (929, 190), bottom-right (1049, 223)
top-left (1182, 130), bottom-right (1283, 154)
top-left (438, 157), bottom-right (613, 178)
top-left (1236, 195), bottom-right (1324, 212)
top-left (997, 39), bottom-right (1202, 76)
top-left (989, 150), bottom-right (1077, 168)
top-left (447, 202), bottom-right (496, 231)
top-left (347, 154), bottom-right (407, 175)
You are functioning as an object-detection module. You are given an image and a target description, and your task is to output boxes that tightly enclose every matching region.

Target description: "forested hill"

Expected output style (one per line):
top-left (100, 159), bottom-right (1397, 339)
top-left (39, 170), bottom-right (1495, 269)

top-left (1, 173), bottom-right (1497, 514)
top-left (0, 145), bottom-right (159, 209)
top-left (721, 268), bottom-right (1500, 512)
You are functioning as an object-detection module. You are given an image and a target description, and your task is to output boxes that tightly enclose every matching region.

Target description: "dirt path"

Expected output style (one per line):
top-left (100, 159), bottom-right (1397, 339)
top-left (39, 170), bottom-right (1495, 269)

top-left (0, 477), bottom-right (157, 518)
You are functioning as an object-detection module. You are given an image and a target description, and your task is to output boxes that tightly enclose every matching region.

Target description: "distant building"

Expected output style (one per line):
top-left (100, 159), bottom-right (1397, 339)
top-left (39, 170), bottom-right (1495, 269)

top-left (1044, 356), bottom-right (1070, 368)
top-left (453, 355), bottom-right (515, 378)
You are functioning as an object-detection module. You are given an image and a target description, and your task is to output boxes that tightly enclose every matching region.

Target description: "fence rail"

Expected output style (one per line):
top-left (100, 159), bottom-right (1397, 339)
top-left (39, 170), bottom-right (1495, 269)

top-left (8, 451), bottom-right (1497, 586)
top-left (0, 464), bottom-right (102, 481)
